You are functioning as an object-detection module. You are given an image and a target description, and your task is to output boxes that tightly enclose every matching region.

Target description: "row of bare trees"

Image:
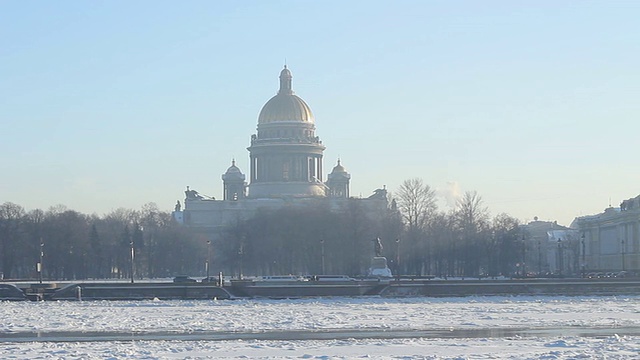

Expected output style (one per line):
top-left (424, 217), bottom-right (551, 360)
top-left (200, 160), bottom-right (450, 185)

top-left (0, 202), bottom-right (204, 280)
top-left (213, 178), bottom-right (523, 278)
top-left (394, 178), bottom-right (523, 278)
top-left (1, 178), bottom-right (524, 280)
top-left (215, 201), bottom-right (402, 277)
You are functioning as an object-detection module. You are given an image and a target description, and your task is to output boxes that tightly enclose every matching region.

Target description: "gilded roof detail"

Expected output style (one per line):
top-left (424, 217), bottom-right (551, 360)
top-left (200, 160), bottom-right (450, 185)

top-left (258, 66), bottom-right (314, 124)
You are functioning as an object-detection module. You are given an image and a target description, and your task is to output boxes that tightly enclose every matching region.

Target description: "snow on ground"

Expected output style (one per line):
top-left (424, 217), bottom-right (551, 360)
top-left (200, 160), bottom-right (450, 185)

top-left (2, 296), bottom-right (639, 333)
top-left (5, 336), bottom-right (640, 359)
top-left (1, 296), bottom-right (640, 359)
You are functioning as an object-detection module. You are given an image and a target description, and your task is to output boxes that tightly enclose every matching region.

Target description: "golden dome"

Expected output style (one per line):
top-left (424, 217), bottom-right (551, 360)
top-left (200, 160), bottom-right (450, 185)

top-left (222, 159), bottom-right (245, 181)
top-left (258, 66), bottom-right (315, 124)
top-left (331, 159), bottom-right (347, 174)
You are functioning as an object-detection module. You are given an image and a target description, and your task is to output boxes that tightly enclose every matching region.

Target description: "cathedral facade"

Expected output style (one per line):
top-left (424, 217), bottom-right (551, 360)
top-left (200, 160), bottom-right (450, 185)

top-left (174, 66), bottom-right (387, 234)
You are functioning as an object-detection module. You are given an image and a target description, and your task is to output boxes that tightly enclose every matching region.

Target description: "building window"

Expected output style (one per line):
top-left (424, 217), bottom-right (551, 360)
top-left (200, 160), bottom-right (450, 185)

top-left (309, 158), bottom-right (315, 180)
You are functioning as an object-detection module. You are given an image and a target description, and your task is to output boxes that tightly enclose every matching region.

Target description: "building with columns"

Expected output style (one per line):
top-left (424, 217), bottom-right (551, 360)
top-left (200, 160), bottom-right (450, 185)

top-left (175, 66), bottom-right (387, 235)
top-left (520, 218), bottom-right (576, 276)
top-left (571, 194), bottom-right (640, 274)
top-left (247, 66), bottom-right (327, 199)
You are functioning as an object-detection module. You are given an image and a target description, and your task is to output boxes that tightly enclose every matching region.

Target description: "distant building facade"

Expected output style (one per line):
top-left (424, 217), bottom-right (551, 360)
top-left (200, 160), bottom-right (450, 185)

top-left (571, 194), bottom-right (640, 273)
top-left (521, 218), bottom-right (577, 276)
top-left (174, 66), bottom-right (388, 235)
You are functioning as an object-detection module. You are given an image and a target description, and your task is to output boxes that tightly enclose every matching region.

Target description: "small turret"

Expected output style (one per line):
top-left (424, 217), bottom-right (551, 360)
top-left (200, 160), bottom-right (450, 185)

top-left (326, 159), bottom-right (351, 198)
top-left (222, 160), bottom-right (246, 201)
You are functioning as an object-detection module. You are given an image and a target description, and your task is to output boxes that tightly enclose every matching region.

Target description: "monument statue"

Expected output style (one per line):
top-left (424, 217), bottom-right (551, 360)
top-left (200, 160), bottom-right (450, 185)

top-left (369, 237), bottom-right (392, 278)
top-left (373, 237), bottom-right (383, 257)
top-left (185, 186), bottom-right (204, 200)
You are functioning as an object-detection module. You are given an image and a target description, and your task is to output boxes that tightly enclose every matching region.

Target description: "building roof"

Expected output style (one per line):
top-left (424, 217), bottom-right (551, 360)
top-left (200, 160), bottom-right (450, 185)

top-left (222, 160), bottom-right (245, 181)
top-left (330, 159), bottom-right (348, 174)
top-left (258, 66), bottom-right (315, 124)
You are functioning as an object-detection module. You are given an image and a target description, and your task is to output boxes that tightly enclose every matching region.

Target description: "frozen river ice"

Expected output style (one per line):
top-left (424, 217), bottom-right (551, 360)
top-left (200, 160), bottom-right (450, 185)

top-left (1, 295), bottom-right (640, 359)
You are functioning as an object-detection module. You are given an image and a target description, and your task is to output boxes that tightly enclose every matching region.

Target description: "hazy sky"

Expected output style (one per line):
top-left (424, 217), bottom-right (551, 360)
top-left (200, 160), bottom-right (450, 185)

top-left (1, 1), bottom-right (638, 226)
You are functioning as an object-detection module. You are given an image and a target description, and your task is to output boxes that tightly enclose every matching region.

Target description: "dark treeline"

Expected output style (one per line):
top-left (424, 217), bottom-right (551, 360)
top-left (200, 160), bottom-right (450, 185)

top-left (1, 178), bottom-right (524, 280)
top-left (216, 200), bottom-right (401, 277)
top-left (0, 202), bottom-right (205, 280)
top-left (216, 178), bottom-right (524, 279)
top-left (394, 179), bottom-right (524, 278)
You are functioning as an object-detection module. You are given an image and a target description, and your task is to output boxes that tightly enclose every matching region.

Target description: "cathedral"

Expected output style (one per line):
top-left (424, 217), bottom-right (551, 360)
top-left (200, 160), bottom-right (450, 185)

top-left (174, 66), bottom-right (388, 235)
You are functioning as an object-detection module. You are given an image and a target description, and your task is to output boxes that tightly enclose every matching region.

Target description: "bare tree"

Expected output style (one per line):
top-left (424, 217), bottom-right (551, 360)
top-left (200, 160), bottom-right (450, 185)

top-left (42, 208), bottom-right (90, 280)
top-left (490, 213), bottom-right (521, 277)
top-left (396, 178), bottom-right (437, 230)
top-left (455, 191), bottom-right (489, 233)
top-left (0, 202), bottom-right (26, 279)
top-left (455, 191), bottom-right (490, 277)
top-left (428, 211), bottom-right (455, 277)
top-left (396, 178), bottom-right (437, 275)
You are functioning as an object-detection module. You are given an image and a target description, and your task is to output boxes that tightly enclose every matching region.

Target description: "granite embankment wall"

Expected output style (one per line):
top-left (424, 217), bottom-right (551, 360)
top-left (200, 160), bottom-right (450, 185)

top-left (3, 279), bottom-right (640, 301)
top-left (383, 279), bottom-right (640, 297)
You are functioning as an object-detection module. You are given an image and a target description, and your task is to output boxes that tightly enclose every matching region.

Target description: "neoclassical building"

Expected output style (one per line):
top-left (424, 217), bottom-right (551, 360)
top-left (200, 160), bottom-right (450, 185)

top-left (174, 66), bottom-right (387, 234)
top-left (571, 194), bottom-right (640, 273)
top-left (247, 65), bottom-right (326, 199)
top-left (520, 218), bottom-right (576, 276)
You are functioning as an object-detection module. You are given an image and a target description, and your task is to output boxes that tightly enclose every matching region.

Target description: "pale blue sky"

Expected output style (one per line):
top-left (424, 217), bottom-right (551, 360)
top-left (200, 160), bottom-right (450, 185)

top-left (1, 1), bottom-right (638, 226)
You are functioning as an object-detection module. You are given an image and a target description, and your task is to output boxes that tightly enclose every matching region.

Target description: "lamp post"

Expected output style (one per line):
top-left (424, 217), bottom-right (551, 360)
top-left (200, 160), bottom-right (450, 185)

top-left (130, 240), bottom-right (135, 284)
top-left (557, 239), bottom-right (563, 277)
top-left (581, 233), bottom-right (586, 277)
top-left (238, 243), bottom-right (244, 279)
top-left (38, 239), bottom-right (44, 284)
top-left (521, 235), bottom-right (526, 278)
top-left (621, 238), bottom-right (626, 271)
top-left (206, 240), bottom-right (212, 280)
top-left (69, 245), bottom-right (74, 280)
top-left (320, 239), bottom-right (325, 275)
top-left (395, 238), bottom-right (400, 276)
top-left (537, 240), bottom-right (541, 276)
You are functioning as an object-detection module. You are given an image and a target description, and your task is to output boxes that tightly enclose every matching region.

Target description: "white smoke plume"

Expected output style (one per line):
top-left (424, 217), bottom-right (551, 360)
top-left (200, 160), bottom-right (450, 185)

top-left (438, 181), bottom-right (463, 209)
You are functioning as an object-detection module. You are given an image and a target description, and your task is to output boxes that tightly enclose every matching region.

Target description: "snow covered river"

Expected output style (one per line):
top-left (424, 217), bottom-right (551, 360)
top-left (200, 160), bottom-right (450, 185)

top-left (2, 295), bottom-right (639, 359)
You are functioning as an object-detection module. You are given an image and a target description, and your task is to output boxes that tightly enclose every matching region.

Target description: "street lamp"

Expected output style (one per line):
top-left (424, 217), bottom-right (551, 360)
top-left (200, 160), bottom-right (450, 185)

top-left (320, 239), bottom-right (325, 275)
top-left (557, 239), bottom-right (563, 277)
top-left (621, 238), bottom-right (626, 271)
top-left (130, 240), bottom-right (135, 284)
top-left (38, 239), bottom-right (44, 284)
top-left (537, 240), bottom-right (541, 276)
top-left (69, 245), bottom-right (74, 280)
top-left (395, 238), bottom-right (400, 276)
top-left (238, 243), bottom-right (244, 279)
top-left (206, 240), bottom-right (211, 280)
top-left (521, 235), bottom-right (526, 278)
top-left (581, 233), bottom-right (586, 277)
